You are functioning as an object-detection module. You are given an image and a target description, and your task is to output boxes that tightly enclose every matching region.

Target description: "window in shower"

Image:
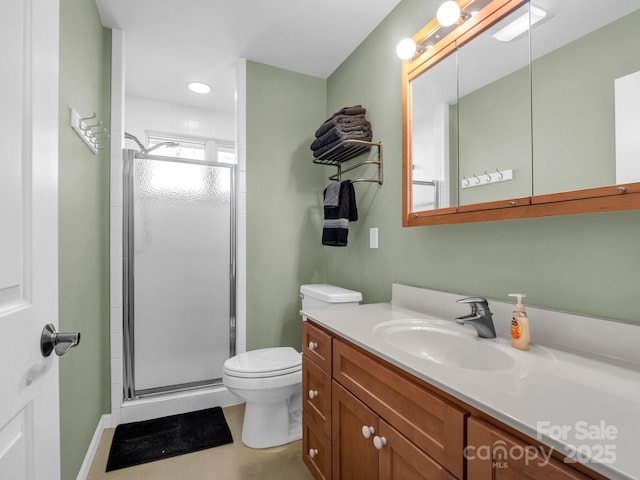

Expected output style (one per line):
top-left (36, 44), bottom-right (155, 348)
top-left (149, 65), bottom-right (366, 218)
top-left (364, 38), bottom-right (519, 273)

top-left (147, 135), bottom-right (237, 165)
top-left (123, 148), bottom-right (236, 399)
top-left (147, 135), bottom-right (206, 160)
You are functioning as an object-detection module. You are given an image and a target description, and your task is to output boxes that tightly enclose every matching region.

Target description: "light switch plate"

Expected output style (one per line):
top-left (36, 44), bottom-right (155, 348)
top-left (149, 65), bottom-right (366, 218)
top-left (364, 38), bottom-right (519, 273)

top-left (370, 227), bottom-right (378, 249)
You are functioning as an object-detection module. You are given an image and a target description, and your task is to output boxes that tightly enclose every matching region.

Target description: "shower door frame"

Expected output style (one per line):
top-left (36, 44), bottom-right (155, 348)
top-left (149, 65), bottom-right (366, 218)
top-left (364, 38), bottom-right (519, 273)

top-left (122, 149), bottom-right (237, 400)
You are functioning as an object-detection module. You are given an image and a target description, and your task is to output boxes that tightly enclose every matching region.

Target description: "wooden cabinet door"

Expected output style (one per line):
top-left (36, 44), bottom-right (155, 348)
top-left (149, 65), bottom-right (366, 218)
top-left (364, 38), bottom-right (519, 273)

top-left (332, 381), bottom-right (379, 480)
top-left (467, 417), bottom-right (591, 480)
top-left (378, 420), bottom-right (457, 480)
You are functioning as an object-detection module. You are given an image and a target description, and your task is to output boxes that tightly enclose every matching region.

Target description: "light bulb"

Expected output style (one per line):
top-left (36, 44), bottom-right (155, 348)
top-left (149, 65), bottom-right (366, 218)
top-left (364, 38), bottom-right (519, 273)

top-left (437, 1), bottom-right (461, 27)
top-left (396, 38), bottom-right (417, 60)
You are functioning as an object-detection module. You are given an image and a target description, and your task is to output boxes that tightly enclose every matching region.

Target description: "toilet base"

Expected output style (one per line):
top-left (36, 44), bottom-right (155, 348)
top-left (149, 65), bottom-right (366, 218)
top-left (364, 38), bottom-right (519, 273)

top-left (241, 391), bottom-right (302, 449)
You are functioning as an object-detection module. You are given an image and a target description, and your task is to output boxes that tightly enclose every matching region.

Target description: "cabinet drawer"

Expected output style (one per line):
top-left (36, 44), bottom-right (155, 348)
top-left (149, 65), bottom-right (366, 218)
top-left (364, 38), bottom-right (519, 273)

top-left (467, 417), bottom-right (592, 480)
top-left (303, 321), bottom-right (332, 373)
top-left (333, 339), bottom-right (467, 479)
top-left (303, 412), bottom-right (331, 480)
top-left (303, 355), bottom-right (332, 437)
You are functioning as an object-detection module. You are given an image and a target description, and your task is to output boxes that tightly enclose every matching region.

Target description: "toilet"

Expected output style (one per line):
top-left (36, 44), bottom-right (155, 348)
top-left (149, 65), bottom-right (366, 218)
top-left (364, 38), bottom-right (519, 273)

top-left (223, 283), bottom-right (362, 449)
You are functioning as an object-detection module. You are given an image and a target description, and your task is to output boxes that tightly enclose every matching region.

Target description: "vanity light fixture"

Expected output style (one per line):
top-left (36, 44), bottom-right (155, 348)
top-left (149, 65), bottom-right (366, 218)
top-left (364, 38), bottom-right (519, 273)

top-left (397, 38), bottom-right (428, 60)
top-left (397, 1), bottom-right (476, 59)
top-left (436, 0), bottom-right (463, 27)
top-left (492, 5), bottom-right (547, 42)
top-left (187, 81), bottom-right (211, 94)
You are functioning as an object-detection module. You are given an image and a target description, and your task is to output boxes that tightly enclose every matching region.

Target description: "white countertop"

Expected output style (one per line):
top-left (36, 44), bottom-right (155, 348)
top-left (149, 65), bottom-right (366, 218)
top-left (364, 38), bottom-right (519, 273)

top-left (301, 288), bottom-right (640, 480)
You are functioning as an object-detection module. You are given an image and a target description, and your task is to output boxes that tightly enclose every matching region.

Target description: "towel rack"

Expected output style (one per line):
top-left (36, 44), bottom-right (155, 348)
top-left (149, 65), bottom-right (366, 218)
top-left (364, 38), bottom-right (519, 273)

top-left (313, 139), bottom-right (383, 185)
top-left (70, 108), bottom-right (107, 154)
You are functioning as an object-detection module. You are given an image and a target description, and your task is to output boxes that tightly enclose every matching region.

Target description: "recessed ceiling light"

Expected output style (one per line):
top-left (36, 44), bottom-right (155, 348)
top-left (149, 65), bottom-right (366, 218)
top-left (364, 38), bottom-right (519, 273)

top-left (188, 82), bottom-right (211, 94)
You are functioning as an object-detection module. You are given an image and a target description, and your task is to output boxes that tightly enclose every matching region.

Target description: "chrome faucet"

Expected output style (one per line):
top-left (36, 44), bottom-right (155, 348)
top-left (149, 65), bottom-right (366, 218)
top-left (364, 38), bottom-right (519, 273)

top-left (455, 297), bottom-right (496, 338)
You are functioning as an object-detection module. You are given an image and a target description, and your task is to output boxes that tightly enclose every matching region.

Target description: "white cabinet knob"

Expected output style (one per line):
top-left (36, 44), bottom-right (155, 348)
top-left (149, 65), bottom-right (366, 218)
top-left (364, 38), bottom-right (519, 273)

top-left (309, 448), bottom-right (318, 458)
top-left (373, 436), bottom-right (387, 450)
top-left (361, 425), bottom-right (375, 439)
top-left (308, 341), bottom-right (318, 351)
top-left (308, 389), bottom-right (319, 399)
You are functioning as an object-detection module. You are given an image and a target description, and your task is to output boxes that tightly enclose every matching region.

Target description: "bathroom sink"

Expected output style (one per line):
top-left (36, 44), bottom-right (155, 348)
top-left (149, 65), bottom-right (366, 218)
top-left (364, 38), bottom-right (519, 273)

top-left (372, 319), bottom-right (516, 372)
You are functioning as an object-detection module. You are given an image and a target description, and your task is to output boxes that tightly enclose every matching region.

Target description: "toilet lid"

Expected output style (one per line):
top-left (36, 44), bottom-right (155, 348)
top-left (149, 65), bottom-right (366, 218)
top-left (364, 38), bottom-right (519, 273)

top-left (224, 347), bottom-right (301, 378)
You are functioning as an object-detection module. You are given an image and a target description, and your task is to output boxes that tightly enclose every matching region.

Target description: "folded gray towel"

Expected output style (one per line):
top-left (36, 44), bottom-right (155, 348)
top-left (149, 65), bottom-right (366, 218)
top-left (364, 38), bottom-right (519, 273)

top-left (324, 182), bottom-right (342, 207)
top-left (315, 114), bottom-right (368, 138)
top-left (312, 130), bottom-right (373, 158)
top-left (315, 106), bottom-right (367, 138)
top-left (311, 121), bottom-right (372, 151)
top-left (331, 105), bottom-right (366, 117)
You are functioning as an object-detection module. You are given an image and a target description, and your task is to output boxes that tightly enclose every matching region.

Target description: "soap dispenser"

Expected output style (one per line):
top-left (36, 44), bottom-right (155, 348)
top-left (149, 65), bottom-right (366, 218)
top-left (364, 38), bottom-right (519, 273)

top-left (509, 293), bottom-right (530, 350)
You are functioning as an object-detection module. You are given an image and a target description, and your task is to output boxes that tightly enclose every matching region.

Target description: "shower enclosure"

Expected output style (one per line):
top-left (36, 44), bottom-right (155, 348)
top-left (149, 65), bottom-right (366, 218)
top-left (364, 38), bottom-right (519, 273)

top-left (122, 149), bottom-right (235, 399)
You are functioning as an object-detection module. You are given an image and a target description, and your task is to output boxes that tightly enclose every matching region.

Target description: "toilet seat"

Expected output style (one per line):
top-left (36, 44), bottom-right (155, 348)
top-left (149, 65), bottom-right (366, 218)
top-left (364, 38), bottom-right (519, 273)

top-left (223, 347), bottom-right (301, 379)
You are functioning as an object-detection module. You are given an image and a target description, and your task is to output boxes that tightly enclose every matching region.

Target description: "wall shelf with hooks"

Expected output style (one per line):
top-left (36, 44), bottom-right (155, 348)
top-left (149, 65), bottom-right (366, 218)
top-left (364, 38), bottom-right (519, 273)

top-left (460, 168), bottom-right (512, 189)
top-left (313, 139), bottom-right (383, 185)
top-left (70, 108), bottom-right (107, 154)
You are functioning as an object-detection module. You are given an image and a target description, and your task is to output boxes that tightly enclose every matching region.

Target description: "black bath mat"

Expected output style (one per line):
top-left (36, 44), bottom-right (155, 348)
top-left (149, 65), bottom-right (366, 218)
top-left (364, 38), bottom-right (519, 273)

top-left (106, 406), bottom-right (233, 471)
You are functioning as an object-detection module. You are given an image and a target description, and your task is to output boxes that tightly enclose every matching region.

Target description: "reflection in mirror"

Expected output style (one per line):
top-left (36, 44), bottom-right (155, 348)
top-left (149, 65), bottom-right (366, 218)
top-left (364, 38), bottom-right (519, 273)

top-left (402, 0), bottom-right (640, 226)
top-left (531, 2), bottom-right (640, 195)
top-left (457, 3), bottom-right (531, 206)
top-left (411, 54), bottom-right (457, 211)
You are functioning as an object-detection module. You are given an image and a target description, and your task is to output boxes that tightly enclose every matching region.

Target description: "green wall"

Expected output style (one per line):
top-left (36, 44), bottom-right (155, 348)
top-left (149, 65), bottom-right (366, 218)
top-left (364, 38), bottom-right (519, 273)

top-left (58, 0), bottom-right (111, 477)
top-left (246, 61), bottom-right (328, 350)
top-left (321, 0), bottom-right (640, 324)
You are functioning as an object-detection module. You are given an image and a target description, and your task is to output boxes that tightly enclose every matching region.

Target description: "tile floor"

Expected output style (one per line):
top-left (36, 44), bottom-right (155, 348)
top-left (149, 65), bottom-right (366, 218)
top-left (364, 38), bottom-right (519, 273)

top-left (87, 404), bottom-right (314, 480)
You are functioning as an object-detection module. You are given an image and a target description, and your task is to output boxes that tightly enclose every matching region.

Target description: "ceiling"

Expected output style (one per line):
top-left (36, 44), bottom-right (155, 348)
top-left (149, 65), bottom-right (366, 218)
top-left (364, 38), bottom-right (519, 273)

top-left (95, 0), bottom-right (402, 113)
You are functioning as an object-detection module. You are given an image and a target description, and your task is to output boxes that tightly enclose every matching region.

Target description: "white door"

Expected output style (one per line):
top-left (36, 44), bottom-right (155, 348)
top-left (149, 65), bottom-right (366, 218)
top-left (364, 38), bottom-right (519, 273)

top-left (0, 0), bottom-right (61, 479)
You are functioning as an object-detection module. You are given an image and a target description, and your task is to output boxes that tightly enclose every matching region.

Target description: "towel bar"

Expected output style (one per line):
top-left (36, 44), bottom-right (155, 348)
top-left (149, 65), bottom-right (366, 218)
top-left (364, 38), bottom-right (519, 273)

top-left (313, 140), bottom-right (383, 185)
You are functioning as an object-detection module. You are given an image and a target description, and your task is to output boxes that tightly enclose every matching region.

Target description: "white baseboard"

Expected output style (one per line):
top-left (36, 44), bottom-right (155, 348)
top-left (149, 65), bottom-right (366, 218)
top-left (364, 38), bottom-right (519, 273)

top-left (76, 414), bottom-right (111, 480)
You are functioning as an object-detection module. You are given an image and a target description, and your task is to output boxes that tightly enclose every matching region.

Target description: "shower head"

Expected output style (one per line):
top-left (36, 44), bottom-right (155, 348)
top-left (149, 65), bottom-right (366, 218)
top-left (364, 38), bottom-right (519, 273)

top-left (143, 141), bottom-right (180, 154)
top-left (124, 131), bottom-right (180, 154)
top-left (124, 131), bottom-right (145, 151)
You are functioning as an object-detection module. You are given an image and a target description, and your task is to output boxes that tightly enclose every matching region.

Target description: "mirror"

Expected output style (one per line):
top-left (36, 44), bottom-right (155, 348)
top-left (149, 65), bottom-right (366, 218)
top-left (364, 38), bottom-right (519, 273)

top-left (410, 53), bottom-right (457, 211)
top-left (457, 2), bottom-right (532, 206)
top-left (402, 0), bottom-right (640, 226)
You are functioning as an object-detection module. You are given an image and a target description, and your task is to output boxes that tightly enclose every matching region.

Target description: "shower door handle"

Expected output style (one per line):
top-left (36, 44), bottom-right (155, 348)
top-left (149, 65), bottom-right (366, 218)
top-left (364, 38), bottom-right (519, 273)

top-left (40, 323), bottom-right (81, 357)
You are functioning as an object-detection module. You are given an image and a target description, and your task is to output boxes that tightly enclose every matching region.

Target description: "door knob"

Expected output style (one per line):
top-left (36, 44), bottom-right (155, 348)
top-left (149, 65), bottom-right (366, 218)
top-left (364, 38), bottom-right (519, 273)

top-left (40, 323), bottom-right (81, 357)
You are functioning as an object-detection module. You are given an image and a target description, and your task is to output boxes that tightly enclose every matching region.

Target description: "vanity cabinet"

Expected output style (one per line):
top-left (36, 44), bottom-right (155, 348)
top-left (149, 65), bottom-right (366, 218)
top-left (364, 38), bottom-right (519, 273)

top-left (466, 417), bottom-right (592, 480)
top-left (333, 381), bottom-right (456, 480)
top-left (302, 320), bottom-right (602, 480)
top-left (302, 320), bottom-right (465, 480)
top-left (332, 338), bottom-right (466, 479)
top-left (303, 322), bottom-right (333, 480)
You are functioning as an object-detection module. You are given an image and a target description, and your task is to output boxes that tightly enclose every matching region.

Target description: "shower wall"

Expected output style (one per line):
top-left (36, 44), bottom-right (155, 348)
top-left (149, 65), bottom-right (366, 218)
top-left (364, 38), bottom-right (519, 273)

top-left (125, 95), bottom-right (234, 148)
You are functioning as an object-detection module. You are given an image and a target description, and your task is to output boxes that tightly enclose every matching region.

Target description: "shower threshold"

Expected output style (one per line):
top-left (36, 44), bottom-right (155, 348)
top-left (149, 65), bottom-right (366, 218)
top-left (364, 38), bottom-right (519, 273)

top-left (131, 378), bottom-right (224, 400)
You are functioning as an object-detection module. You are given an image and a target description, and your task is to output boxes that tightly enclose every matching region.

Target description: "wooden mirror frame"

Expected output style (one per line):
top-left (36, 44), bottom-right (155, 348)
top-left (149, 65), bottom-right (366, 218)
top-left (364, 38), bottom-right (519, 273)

top-left (401, 0), bottom-right (640, 227)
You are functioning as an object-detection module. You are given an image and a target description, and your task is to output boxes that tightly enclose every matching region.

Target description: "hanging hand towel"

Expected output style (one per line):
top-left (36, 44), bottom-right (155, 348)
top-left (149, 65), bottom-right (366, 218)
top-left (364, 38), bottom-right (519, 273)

top-left (322, 181), bottom-right (358, 247)
top-left (324, 181), bottom-right (342, 207)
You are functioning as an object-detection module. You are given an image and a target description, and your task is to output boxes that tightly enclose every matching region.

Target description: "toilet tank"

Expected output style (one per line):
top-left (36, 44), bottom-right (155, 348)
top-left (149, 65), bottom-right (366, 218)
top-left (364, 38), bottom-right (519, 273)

top-left (300, 284), bottom-right (362, 309)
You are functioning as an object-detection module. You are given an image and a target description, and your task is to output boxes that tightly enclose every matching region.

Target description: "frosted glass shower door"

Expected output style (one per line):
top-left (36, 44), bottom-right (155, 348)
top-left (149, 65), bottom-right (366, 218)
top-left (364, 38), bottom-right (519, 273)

top-left (130, 156), bottom-right (233, 393)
